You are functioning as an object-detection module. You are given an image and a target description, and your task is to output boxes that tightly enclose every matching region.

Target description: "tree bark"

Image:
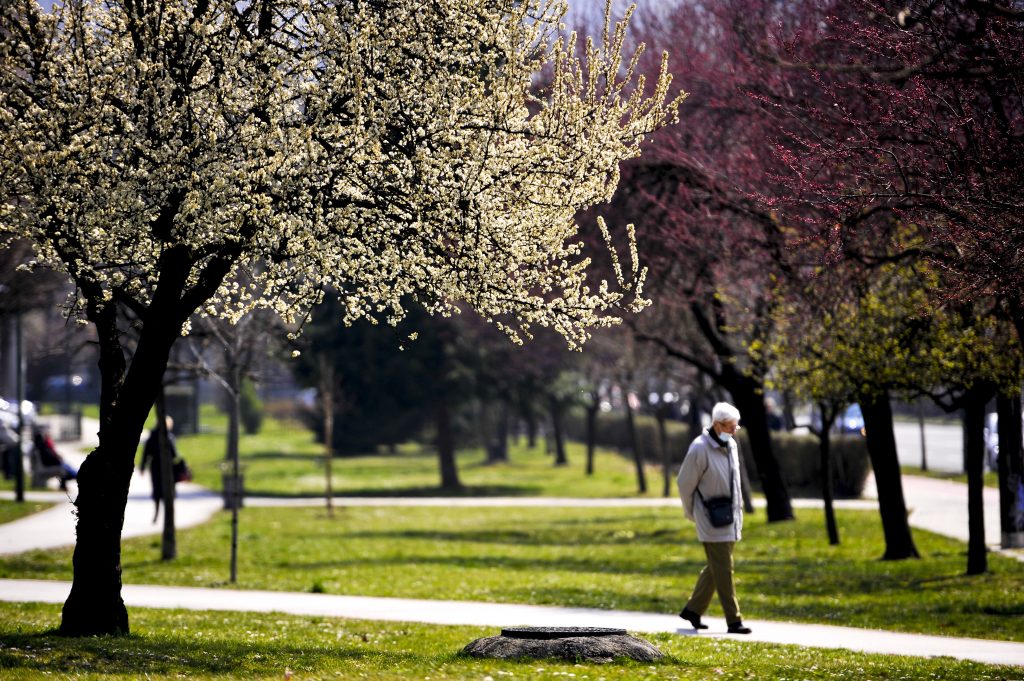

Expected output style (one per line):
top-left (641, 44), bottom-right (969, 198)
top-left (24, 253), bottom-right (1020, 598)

top-left (484, 401), bottom-right (509, 463)
top-left (963, 397), bottom-right (988, 574)
top-left (61, 302), bottom-right (178, 635)
top-left (550, 396), bottom-right (567, 466)
top-left (997, 392), bottom-right (1024, 548)
top-left (816, 404), bottom-right (840, 546)
top-left (624, 394), bottom-right (647, 494)
top-left (319, 357), bottom-right (335, 519)
top-left (524, 410), bottom-right (538, 449)
top-left (724, 366), bottom-right (793, 521)
top-left (657, 410), bottom-right (671, 497)
top-left (585, 401), bottom-right (598, 476)
top-left (436, 398), bottom-right (461, 490)
top-left (155, 390), bottom-right (176, 561)
top-left (859, 392), bottom-right (920, 560)
top-left (228, 362), bottom-right (242, 582)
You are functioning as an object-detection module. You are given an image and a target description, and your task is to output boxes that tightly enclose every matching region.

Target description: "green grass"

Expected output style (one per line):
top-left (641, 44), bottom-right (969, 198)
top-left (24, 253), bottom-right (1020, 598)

top-left (173, 406), bottom-right (661, 498)
top-left (901, 466), bottom-right (1000, 488)
top-left (0, 500), bottom-right (53, 524)
top-left (0, 602), bottom-right (1016, 681)
top-left (2, 505), bottom-right (1022, 642)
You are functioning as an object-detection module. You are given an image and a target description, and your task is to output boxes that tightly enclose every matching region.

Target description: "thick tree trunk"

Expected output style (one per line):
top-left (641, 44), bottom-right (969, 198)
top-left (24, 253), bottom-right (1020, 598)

top-left (485, 402), bottom-right (509, 463)
top-left (61, 307), bottom-right (177, 635)
top-left (963, 398), bottom-right (988, 574)
top-left (524, 411), bottom-right (538, 449)
top-left (997, 392), bottom-right (1024, 548)
top-left (436, 399), bottom-right (461, 491)
top-left (859, 392), bottom-right (920, 560)
top-left (585, 402), bottom-right (597, 476)
top-left (624, 394), bottom-right (647, 494)
top-left (494, 402), bottom-right (509, 462)
top-left (724, 368), bottom-right (793, 521)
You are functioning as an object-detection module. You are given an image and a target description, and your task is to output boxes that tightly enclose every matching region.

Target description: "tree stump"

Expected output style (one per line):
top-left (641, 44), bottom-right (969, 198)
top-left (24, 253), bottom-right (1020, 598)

top-left (461, 627), bottom-right (663, 663)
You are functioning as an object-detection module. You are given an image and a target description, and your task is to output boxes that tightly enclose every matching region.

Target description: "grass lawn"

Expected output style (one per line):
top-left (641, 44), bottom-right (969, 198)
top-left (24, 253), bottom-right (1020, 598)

top-left (0, 602), bottom-right (1016, 681)
top-left (173, 407), bottom-right (660, 498)
top-left (901, 466), bottom-right (1000, 488)
top-left (0, 500), bottom-right (53, 524)
top-left (2, 505), bottom-right (1022, 643)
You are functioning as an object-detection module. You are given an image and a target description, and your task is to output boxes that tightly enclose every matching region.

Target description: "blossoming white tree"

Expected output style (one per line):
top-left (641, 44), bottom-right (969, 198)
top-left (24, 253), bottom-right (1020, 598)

top-left (0, 0), bottom-right (682, 634)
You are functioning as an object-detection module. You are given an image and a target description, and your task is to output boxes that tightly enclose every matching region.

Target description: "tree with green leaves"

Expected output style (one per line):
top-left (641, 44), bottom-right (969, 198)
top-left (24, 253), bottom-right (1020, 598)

top-left (765, 250), bottom-right (1020, 568)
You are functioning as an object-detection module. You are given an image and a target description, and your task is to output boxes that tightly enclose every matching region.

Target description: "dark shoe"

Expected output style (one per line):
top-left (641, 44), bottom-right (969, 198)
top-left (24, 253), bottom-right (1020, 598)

top-left (727, 621), bottom-right (752, 634)
top-left (679, 608), bottom-right (708, 630)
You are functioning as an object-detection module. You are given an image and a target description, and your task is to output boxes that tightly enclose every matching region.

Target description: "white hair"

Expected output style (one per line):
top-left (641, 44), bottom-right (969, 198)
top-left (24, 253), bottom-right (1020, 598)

top-left (711, 402), bottom-right (741, 424)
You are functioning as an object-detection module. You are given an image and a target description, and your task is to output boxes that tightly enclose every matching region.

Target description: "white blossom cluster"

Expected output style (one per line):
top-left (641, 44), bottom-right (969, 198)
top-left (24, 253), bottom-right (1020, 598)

top-left (0, 0), bottom-right (682, 346)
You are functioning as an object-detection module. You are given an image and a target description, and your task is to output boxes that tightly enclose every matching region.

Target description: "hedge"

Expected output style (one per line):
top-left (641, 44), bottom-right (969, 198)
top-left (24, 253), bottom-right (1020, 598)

top-left (564, 410), bottom-right (870, 498)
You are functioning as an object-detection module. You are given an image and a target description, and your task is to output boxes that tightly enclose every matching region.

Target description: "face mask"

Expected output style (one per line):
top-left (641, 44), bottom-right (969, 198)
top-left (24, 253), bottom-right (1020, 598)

top-left (718, 432), bottom-right (732, 443)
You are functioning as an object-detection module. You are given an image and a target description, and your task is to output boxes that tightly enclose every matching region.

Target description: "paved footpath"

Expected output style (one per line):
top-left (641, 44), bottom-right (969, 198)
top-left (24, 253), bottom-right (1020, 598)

top-left (1, 424), bottom-right (1022, 668)
top-left (2, 578), bottom-right (1023, 667)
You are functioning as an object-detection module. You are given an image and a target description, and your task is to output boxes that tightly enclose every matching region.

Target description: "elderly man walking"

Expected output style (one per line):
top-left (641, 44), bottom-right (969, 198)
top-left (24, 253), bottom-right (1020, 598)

top-left (676, 401), bottom-right (752, 634)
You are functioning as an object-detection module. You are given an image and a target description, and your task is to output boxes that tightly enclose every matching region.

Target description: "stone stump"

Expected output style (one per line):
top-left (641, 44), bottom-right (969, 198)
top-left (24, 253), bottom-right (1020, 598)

top-left (462, 627), bottom-right (663, 663)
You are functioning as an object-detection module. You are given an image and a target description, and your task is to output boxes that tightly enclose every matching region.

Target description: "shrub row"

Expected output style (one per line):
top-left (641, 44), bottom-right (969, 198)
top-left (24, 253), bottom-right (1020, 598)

top-left (564, 409), bottom-right (870, 498)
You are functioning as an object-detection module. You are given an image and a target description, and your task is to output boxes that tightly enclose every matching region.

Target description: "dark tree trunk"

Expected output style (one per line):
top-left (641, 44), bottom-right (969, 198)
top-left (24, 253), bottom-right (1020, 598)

top-left (686, 379), bottom-right (705, 444)
top-left (817, 404), bottom-right (840, 546)
top-left (724, 367), bottom-right (793, 521)
top-left (319, 357), bottom-right (335, 518)
top-left (61, 303), bottom-right (178, 635)
top-left (781, 391), bottom-right (797, 431)
top-left (997, 392), bottom-right (1024, 548)
top-left (155, 390), bottom-right (176, 561)
top-left (624, 394), bottom-right (647, 493)
top-left (494, 402), bottom-right (509, 461)
top-left (227, 362), bottom-right (242, 582)
top-left (550, 396), bottom-right (567, 466)
top-left (436, 398), bottom-right (461, 490)
top-left (859, 392), bottom-right (920, 560)
top-left (963, 397), bottom-right (988, 574)
top-left (485, 402), bottom-right (509, 463)
top-left (657, 411), bottom-right (671, 497)
top-left (585, 401), bottom-right (598, 476)
top-left (524, 411), bottom-right (538, 449)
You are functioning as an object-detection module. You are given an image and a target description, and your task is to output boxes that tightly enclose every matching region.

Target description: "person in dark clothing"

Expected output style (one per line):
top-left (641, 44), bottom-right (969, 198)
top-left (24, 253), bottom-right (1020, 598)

top-left (32, 426), bottom-right (77, 490)
top-left (140, 416), bottom-right (180, 523)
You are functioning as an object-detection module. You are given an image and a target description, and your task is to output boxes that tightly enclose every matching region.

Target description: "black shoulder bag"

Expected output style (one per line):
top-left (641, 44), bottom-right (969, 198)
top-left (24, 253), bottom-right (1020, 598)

top-left (696, 460), bottom-right (735, 528)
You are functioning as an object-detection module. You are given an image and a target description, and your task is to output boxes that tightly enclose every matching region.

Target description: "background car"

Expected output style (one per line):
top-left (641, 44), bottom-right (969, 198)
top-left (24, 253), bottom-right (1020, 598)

top-left (984, 412), bottom-right (1000, 471)
top-left (837, 403), bottom-right (866, 436)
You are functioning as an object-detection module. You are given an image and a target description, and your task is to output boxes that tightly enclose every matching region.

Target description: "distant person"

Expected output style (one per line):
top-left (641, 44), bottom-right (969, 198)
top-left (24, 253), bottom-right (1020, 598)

top-left (140, 416), bottom-right (180, 523)
top-left (676, 401), bottom-right (752, 635)
top-left (765, 397), bottom-right (784, 431)
top-left (32, 426), bottom-right (77, 490)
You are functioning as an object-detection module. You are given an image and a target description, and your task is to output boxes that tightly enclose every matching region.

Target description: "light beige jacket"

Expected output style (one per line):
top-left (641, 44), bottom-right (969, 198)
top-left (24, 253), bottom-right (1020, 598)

top-left (676, 429), bottom-right (743, 542)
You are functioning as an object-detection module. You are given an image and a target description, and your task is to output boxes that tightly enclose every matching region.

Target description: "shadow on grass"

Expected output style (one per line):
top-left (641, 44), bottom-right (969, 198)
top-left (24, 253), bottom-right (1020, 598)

top-left (265, 552), bottom-right (694, 578)
top-left (333, 526), bottom-right (684, 546)
top-left (241, 484), bottom-right (544, 498)
top-left (0, 630), bottom-right (414, 676)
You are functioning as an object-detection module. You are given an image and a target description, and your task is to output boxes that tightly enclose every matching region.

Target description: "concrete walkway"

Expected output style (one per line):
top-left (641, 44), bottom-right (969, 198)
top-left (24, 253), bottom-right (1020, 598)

top-left (1, 578), bottom-right (1022, 667)
top-left (1, 422), bottom-right (1022, 668)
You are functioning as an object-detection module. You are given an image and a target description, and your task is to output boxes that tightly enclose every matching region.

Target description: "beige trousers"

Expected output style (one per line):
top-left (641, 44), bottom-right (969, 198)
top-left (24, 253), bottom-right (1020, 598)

top-left (684, 541), bottom-right (742, 624)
